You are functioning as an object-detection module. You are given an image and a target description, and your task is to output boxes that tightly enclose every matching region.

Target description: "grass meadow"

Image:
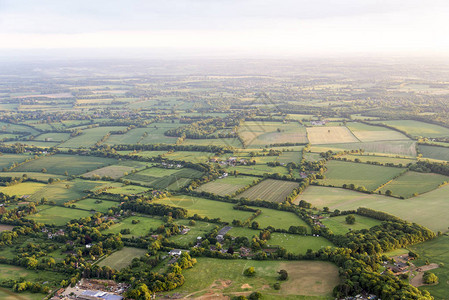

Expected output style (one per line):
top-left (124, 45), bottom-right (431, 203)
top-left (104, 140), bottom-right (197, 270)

top-left (321, 215), bottom-right (382, 235)
top-left (196, 175), bottom-right (257, 196)
top-left (236, 179), bottom-right (299, 203)
top-left (98, 247), bottom-right (147, 270)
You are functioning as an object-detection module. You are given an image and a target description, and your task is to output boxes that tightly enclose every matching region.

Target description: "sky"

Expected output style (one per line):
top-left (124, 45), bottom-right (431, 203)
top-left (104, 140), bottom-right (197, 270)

top-left (1, 0), bottom-right (449, 57)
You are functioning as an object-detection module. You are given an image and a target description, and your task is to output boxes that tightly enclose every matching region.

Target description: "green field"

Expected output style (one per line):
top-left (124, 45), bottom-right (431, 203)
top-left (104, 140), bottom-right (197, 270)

top-left (312, 140), bottom-right (417, 157)
top-left (163, 151), bottom-right (214, 163)
top-left (338, 153), bottom-right (416, 166)
top-left (196, 175), bottom-right (257, 196)
top-left (252, 207), bottom-right (310, 231)
top-left (268, 233), bottom-right (334, 254)
top-left (97, 247), bottom-right (147, 270)
top-left (346, 122), bottom-right (410, 142)
top-left (34, 132), bottom-right (71, 142)
top-left (225, 164), bottom-right (290, 177)
top-left (278, 151), bottom-right (302, 164)
top-left (318, 160), bottom-right (405, 191)
top-left (164, 258), bottom-right (339, 299)
top-left (27, 205), bottom-right (92, 225)
top-left (169, 219), bottom-right (217, 246)
top-left (82, 164), bottom-right (137, 179)
top-left (237, 179), bottom-right (299, 203)
top-left (59, 126), bottom-right (128, 148)
top-left (227, 227), bottom-right (260, 239)
top-left (297, 185), bottom-right (449, 232)
top-left (321, 215), bottom-right (382, 235)
top-left (73, 198), bottom-right (118, 212)
top-left (183, 137), bottom-right (243, 148)
top-left (103, 184), bottom-right (151, 195)
top-left (0, 182), bottom-right (46, 197)
top-left (371, 120), bottom-right (449, 138)
top-left (0, 153), bottom-right (34, 169)
top-left (379, 171), bottom-right (449, 198)
top-left (0, 171), bottom-right (67, 181)
top-left (153, 195), bottom-right (254, 223)
top-left (12, 154), bottom-right (116, 175)
top-left (419, 145), bottom-right (449, 162)
top-left (410, 236), bottom-right (449, 299)
top-left (104, 216), bottom-right (164, 237)
top-left (307, 126), bottom-right (359, 145)
top-left (239, 121), bottom-right (308, 148)
top-left (0, 263), bottom-right (67, 288)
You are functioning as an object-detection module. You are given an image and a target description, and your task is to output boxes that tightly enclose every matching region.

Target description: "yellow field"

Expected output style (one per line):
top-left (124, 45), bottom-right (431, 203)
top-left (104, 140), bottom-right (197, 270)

top-left (306, 126), bottom-right (359, 144)
top-left (0, 182), bottom-right (46, 198)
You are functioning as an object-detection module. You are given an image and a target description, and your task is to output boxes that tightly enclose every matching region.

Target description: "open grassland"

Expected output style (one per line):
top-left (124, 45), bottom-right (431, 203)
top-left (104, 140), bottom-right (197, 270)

top-left (104, 127), bottom-right (150, 145)
top-left (379, 171), bottom-right (449, 198)
top-left (138, 123), bottom-right (179, 144)
top-left (338, 153), bottom-right (416, 166)
top-left (419, 145), bottom-right (449, 162)
top-left (371, 120), bottom-right (449, 138)
top-left (34, 132), bottom-right (70, 142)
top-left (163, 151), bottom-right (213, 163)
top-left (12, 154), bottom-right (116, 175)
top-left (306, 126), bottom-right (359, 144)
top-left (164, 258), bottom-right (339, 299)
top-left (410, 236), bottom-right (449, 299)
top-left (104, 216), bottom-right (164, 237)
top-left (278, 151), bottom-right (302, 164)
top-left (74, 198), bottom-right (118, 213)
top-left (0, 171), bottom-right (67, 181)
top-left (312, 140), bottom-right (417, 157)
top-left (0, 153), bottom-right (33, 169)
top-left (124, 167), bottom-right (202, 190)
top-left (169, 220), bottom-right (217, 246)
top-left (321, 215), bottom-right (382, 235)
top-left (98, 247), bottom-right (147, 270)
top-left (0, 182), bottom-right (46, 197)
top-left (27, 206), bottom-right (92, 226)
top-left (318, 160), bottom-right (405, 191)
top-left (82, 165), bottom-right (136, 179)
top-left (252, 207), bottom-right (310, 231)
top-left (153, 195), bottom-right (253, 223)
top-left (183, 137), bottom-right (243, 148)
top-left (237, 179), bottom-right (299, 203)
top-left (346, 122), bottom-right (410, 142)
top-left (225, 164), bottom-right (290, 177)
top-left (125, 150), bottom-right (168, 158)
top-left (268, 233), bottom-right (334, 254)
top-left (58, 126), bottom-right (128, 148)
top-left (297, 185), bottom-right (449, 232)
top-left (239, 121), bottom-right (308, 148)
top-left (103, 184), bottom-right (150, 195)
top-left (227, 227), bottom-right (260, 239)
top-left (0, 263), bottom-right (67, 289)
top-left (28, 179), bottom-right (104, 205)
top-left (196, 175), bottom-right (257, 196)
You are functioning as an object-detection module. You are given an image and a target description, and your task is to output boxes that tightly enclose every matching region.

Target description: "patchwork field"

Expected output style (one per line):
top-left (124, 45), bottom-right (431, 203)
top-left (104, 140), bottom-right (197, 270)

top-left (58, 126), bottom-right (128, 148)
top-left (338, 153), bottom-right (416, 166)
top-left (419, 145), bottom-right (449, 162)
top-left (346, 122), bottom-right (410, 142)
top-left (239, 121), bottom-right (308, 148)
top-left (268, 233), bottom-right (334, 254)
top-left (98, 247), bottom-right (147, 270)
top-left (0, 171), bottom-right (67, 181)
top-left (236, 179), bottom-right (299, 203)
top-left (0, 153), bottom-right (33, 169)
top-left (371, 120), bottom-right (449, 138)
top-left (12, 154), bottom-right (116, 175)
top-left (378, 171), bottom-right (449, 198)
top-left (297, 185), bottom-right (449, 232)
top-left (82, 164), bottom-right (137, 179)
top-left (183, 137), bottom-right (243, 148)
top-left (0, 182), bottom-right (46, 197)
top-left (152, 195), bottom-right (254, 223)
top-left (321, 215), bottom-right (382, 235)
top-left (225, 164), bottom-right (290, 177)
top-left (306, 126), bottom-right (359, 145)
top-left (196, 175), bottom-right (257, 196)
top-left (318, 160), bottom-right (405, 191)
top-left (102, 184), bottom-right (151, 195)
top-left (312, 140), bottom-right (417, 157)
top-left (252, 207), bottom-right (310, 231)
top-left (164, 258), bottom-right (339, 299)
top-left (163, 151), bottom-right (214, 163)
top-left (27, 205), bottom-right (93, 226)
top-left (73, 198), bottom-right (119, 213)
top-left (277, 151), bottom-right (302, 164)
top-left (104, 216), bottom-right (164, 237)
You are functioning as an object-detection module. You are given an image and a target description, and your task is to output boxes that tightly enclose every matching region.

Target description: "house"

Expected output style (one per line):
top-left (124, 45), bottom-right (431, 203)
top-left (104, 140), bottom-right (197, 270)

top-left (216, 234), bottom-right (224, 242)
top-left (78, 290), bottom-right (123, 300)
top-left (169, 249), bottom-right (182, 256)
top-left (181, 228), bottom-right (190, 235)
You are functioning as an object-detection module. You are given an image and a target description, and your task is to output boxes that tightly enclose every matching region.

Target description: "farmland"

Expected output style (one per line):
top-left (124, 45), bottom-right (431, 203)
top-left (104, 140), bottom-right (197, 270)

top-left (27, 205), bottom-right (93, 226)
top-left (312, 140), bottom-right (417, 157)
top-left (318, 160), bottom-right (405, 190)
top-left (371, 120), bottom-right (449, 138)
top-left (321, 215), bottom-right (383, 235)
top-left (58, 126), bottom-right (128, 148)
top-left (252, 207), bottom-right (311, 231)
top-left (169, 219), bottom-right (217, 246)
top-left (163, 258), bottom-right (339, 299)
top-left (306, 126), bottom-right (359, 144)
top-left (268, 233), bottom-right (334, 254)
top-left (98, 247), bottom-right (147, 270)
top-left (73, 198), bottom-right (119, 213)
top-left (236, 179), bottom-right (299, 203)
top-left (0, 182), bottom-right (46, 197)
top-left (239, 121), bottom-right (308, 147)
top-left (419, 145), bottom-right (449, 162)
top-left (346, 122), bottom-right (410, 142)
top-left (104, 216), bottom-right (164, 237)
top-left (196, 175), bottom-right (257, 196)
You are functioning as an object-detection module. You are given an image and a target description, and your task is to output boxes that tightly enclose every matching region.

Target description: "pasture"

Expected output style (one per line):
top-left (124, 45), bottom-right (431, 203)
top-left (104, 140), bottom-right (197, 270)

top-left (346, 122), bottom-right (409, 142)
top-left (268, 233), bottom-right (334, 254)
top-left (27, 206), bottom-right (92, 226)
top-left (297, 185), bottom-right (449, 232)
top-left (103, 184), bottom-right (150, 195)
top-left (58, 126), bottom-right (128, 148)
top-left (98, 247), bottom-right (147, 270)
top-left (227, 227), bottom-right (260, 239)
top-left (163, 151), bottom-right (213, 163)
top-left (0, 153), bottom-right (33, 169)
top-left (34, 132), bottom-right (71, 142)
top-left (312, 140), bottom-right (417, 157)
top-left (0, 182), bottom-right (46, 197)
top-left (104, 216), bottom-right (164, 237)
top-left (164, 258), bottom-right (339, 299)
top-left (236, 179), bottom-right (299, 203)
top-left (0, 171), bottom-right (67, 181)
top-left (306, 126), bottom-right (359, 144)
top-left (239, 121), bottom-right (308, 148)
top-left (378, 171), bottom-right (449, 198)
top-left (0, 263), bottom-right (66, 288)
top-left (82, 164), bottom-right (136, 179)
top-left (252, 207), bottom-right (310, 231)
top-left (152, 195), bottom-right (254, 223)
top-left (138, 122), bottom-right (180, 144)
top-left (225, 164), bottom-right (290, 176)
top-left (12, 154), bottom-right (116, 175)
top-left (73, 198), bottom-right (118, 213)
top-left (419, 145), bottom-right (449, 162)
top-left (183, 137), bottom-right (243, 148)
top-left (371, 120), bottom-right (449, 138)
top-left (318, 160), bottom-right (405, 191)
top-left (338, 153), bottom-right (415, 166)
top-left (321, 215), bottom-right (382, 235)
top-left (196, 175), bottom-right (256, 196)
top-left (410, 236), bottom-right (449, 299)
top-left (277, 151), bottom-right (302, 164)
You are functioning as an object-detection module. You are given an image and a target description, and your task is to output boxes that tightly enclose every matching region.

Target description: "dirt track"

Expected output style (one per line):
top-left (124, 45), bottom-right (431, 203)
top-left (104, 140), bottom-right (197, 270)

top-left (410, 263), bottom-right (439, 287)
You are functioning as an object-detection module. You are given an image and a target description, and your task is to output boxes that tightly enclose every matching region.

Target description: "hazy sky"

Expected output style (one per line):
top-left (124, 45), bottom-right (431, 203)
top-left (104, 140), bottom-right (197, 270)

top-left (1, 0), bottom-right (449, 57)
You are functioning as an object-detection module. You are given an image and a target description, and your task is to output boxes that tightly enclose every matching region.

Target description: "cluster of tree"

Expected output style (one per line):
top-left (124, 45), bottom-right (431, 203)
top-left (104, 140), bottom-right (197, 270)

top-left (121, 201), bottom-right (188, 219)
top-left (410, 160), bottom-right (449, 177)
